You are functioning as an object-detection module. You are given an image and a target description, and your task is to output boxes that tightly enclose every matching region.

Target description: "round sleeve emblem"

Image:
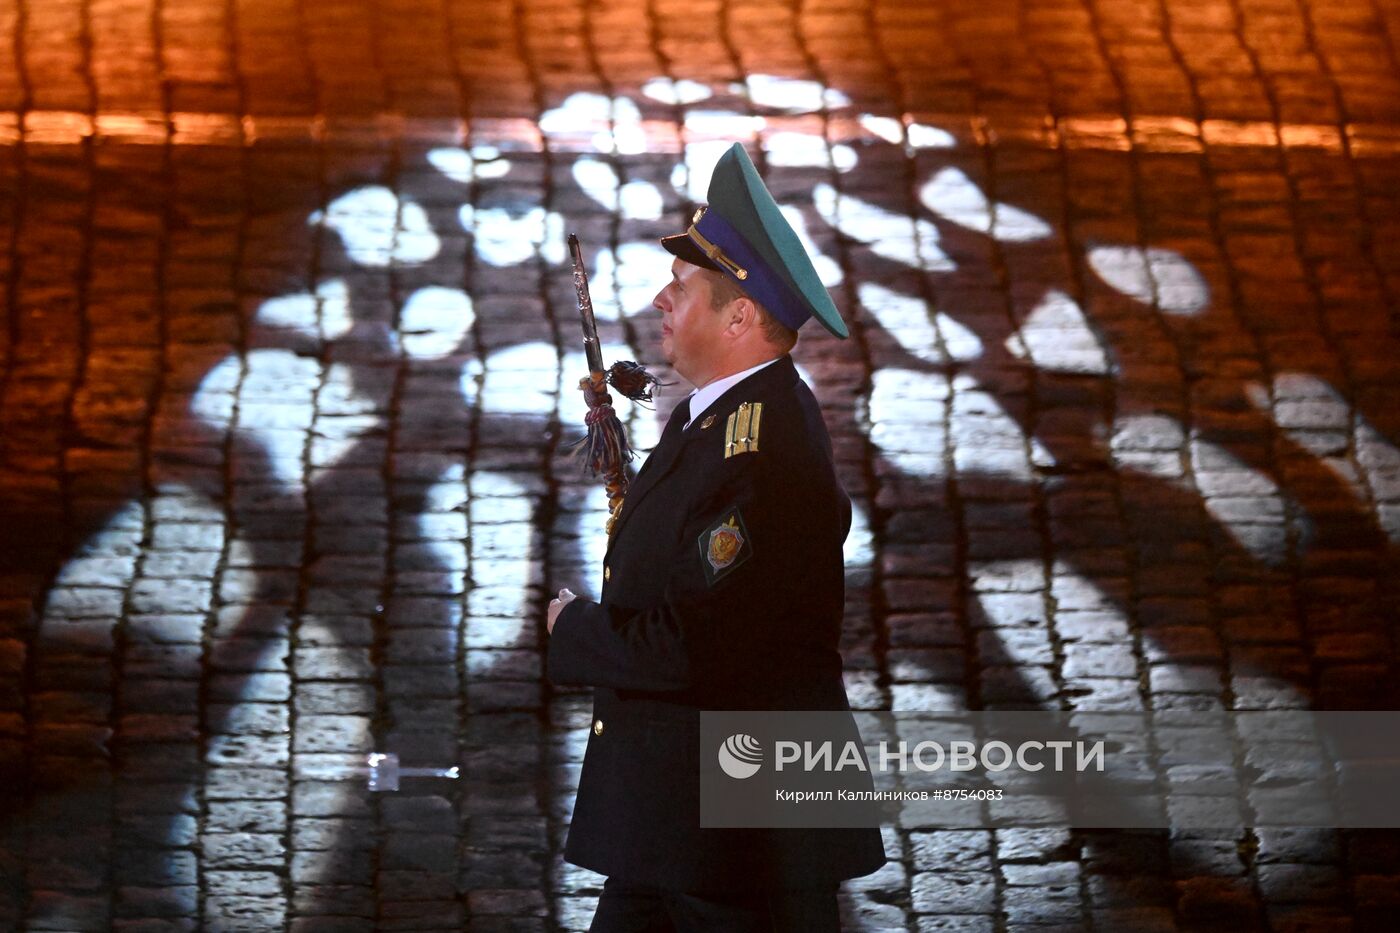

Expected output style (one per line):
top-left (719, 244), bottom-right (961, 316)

top-left (697, 507), bottom-right (752, 586)
top-left (707, 521), bottom-right (745, 571)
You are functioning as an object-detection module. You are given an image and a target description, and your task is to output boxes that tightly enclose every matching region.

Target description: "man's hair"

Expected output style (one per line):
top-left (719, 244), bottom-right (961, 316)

top-left (706, 270), bottom-right (798, 352)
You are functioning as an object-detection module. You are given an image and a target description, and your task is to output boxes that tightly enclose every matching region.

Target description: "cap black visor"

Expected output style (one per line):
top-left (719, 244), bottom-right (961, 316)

top-left (660, 233), bottom-right (722, 272)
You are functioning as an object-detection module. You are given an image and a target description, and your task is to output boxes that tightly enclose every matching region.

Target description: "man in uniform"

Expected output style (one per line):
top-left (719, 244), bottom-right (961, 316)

top-left (546, 143), bottom-right (886, 932)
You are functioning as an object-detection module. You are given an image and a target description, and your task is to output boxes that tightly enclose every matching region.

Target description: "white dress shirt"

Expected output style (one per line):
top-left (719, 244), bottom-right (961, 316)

top-left (682, 357), bottom-right (783, 430)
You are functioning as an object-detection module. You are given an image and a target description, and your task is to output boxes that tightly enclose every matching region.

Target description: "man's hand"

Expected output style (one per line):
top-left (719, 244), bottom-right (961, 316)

top-left (547, 588), bottom-right (577, 634)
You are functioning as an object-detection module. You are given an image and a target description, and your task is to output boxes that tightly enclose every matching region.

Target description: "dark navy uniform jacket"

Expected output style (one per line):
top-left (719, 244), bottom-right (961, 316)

top-left (548, 354), bottom-right (887, 893)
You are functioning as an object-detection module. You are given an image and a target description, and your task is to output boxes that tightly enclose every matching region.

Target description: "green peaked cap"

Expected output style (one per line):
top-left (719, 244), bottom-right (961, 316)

top-left (664, 143), bottom-right (849, 339)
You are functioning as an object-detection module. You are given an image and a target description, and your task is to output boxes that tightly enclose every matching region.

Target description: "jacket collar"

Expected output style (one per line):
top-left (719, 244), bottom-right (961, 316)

top-left (683, 356), bottom-right (784, 429)
top-left (679, 354), bottom-right (796, 436)
top-left (605, 354), bottom-right (798, 548)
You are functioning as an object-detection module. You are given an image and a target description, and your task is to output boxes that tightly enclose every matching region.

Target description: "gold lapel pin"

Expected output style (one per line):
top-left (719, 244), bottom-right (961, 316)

top-left (700, 414), bottom-right (717, 429)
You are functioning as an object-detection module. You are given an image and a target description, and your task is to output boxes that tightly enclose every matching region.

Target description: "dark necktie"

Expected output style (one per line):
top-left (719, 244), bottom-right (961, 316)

top-left (633, 395), bottom-right (692, 482)
top-left (664, 395), bottom-right (692, 440)
top-left (610, 395), bottom-right (695, 537)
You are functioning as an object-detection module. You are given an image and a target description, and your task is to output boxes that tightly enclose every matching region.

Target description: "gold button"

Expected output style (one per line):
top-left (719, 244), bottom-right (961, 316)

top-left (592, 719), bottom-right (605, 736)
top-left (604, 565), bottom-right (611, 583)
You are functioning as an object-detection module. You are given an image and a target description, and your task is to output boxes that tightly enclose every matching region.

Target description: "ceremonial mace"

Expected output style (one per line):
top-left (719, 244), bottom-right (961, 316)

top-left (567, 234), bottom-right (666, 534)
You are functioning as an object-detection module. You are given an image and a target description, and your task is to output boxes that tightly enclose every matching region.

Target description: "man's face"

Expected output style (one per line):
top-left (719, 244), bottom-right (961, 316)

top-left (653, 260), bottom-right (731, 386)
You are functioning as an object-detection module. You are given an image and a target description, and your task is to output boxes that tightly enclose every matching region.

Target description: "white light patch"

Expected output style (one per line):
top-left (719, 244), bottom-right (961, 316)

top-left (590, 240), bottom-right (669, 320)
top-left (588, 247), bottom-right (623, 321)
top-left (427, 146), bottom-right (510, 184)
top-left (950, 382), bottom-right (1054, 479)
top-left (857, 282), bottom-right (981, 363)
top-left (253, 292), bottom-right (314, 334)
top-left (856, 280), bottom-right (980, 358)
top-left (472, 341), bottom-right (659, 455)
top-left (417, 461), bottom-right (469, 588)
top-left (233, 349), bottom-right (322, 399)
top-left (937, 315), bottom-right (983, 362)
top-left (235, 407), bottom-right (309, 476)
top-left (1007, 289), bottom-right (1109, 374)
top-left (469, 470), bottom-right (536, 625)
top-left (860, 114), bottom-right (903, 144)
top-left (1123, 413), bottom-right (1293, 567)
top-left (52, 500), bottom-right (144, 587)
top-left (1041, 567), bottom-right (1157, 710)
top-left (968, 558), bottom-right (1055, 665)
top-left (539, 92), bottom-right (646, 154)
top-left (858, 115), bottom-right (957, 149)
top-left (1244, 373), bottom-right (1353, 462)
top-left (460, 204), bottom-right (566, 267)
top-left (1357, 415), bottom-right (1400, 543)
top-left (779, 205), bottom-right (843, 287)
top-left (51, 499), bottom-right (291, 867)
top-left (195, 351), bottom-right (378, 488)
top-left (908, 123), bottom-right (957, 149)
top-left (254, 279), bottom-right (352, 341)
top-left (813, 183), bottom-right (955, 272)
top-left (619, 179), bottom-right (664, 220)
top-left (642, 77), bottom-right (712, 105)
top-left (858, 282), bottom-right (937, 360)
top-left (314, 363), bottom-right (376, 472)
top-left (743, 74), bottom-right (850, 113)
top-left (579, 484), bottom-right (612, 600)
top-left (683, 110), bottom-right (765, 138)
top-left (970, 558), bottom-right (1047, 597)
top-left (919, 167), bottom-right (1051, 242)
top-left (477, 341), bottom-right (559, 416)
top-left (1087, 245), bottom-right (1209, 315)
top-left (1110, 415), bottom-right (1187, 478)
top-left (458, 356), bottom-right (485, 409)
top-left (763, 132), bottom-right (857, 172)
top-left (867, 368), bottom-right (950, 478)
top-left (572, 158), bottom-right (618, 210)
top-left (680, 139), bottom-right (733, 201)
top-left (310, 186), bottom-right (440, 268)
top-left (428, 147), bottom-right (473, 183)
top-left (1191, 439), bottom-right (1292, 567)
top-left (681, 112), bottom-right (766, 200)
top-left (195, 350), bottom-right (311, 489)
top-left (470, 337), bottom-right (666, 456)
top-left (572, 158), bottom-right (663, 220)
top-left (845, 498), bottom-right (874, 568)
top-left (1250, 372), bottom-right (1400, 544)
top-left (540, 91), bottom-right (613, 135)
top-left (400, 286), bottom-right (474, 359)
top-left (190, 356), bottom-right (237, 430)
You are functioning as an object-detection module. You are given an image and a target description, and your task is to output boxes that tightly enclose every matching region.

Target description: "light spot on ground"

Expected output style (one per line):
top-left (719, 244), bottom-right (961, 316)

top-left (310, 186), bottom-right (440, 267)
top-left (814, 184), bottom-right (955, 273)
top-left (919, 166), bottom-right (1051, 241)
top-left (1087, 245), bottom-right (1209, 315)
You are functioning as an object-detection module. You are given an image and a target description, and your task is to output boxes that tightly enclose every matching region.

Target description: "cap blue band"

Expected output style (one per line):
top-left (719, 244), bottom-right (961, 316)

top-left (692, 209), bottom-right (811, 331)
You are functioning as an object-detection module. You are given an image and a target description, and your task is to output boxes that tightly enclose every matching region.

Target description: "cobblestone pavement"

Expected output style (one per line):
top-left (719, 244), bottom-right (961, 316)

top-left (2, 0), bottom-right (1399, 930)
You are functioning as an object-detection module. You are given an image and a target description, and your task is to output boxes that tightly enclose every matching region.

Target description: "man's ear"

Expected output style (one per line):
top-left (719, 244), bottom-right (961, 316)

top-left (723, 296), bottom-right (759, 338)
